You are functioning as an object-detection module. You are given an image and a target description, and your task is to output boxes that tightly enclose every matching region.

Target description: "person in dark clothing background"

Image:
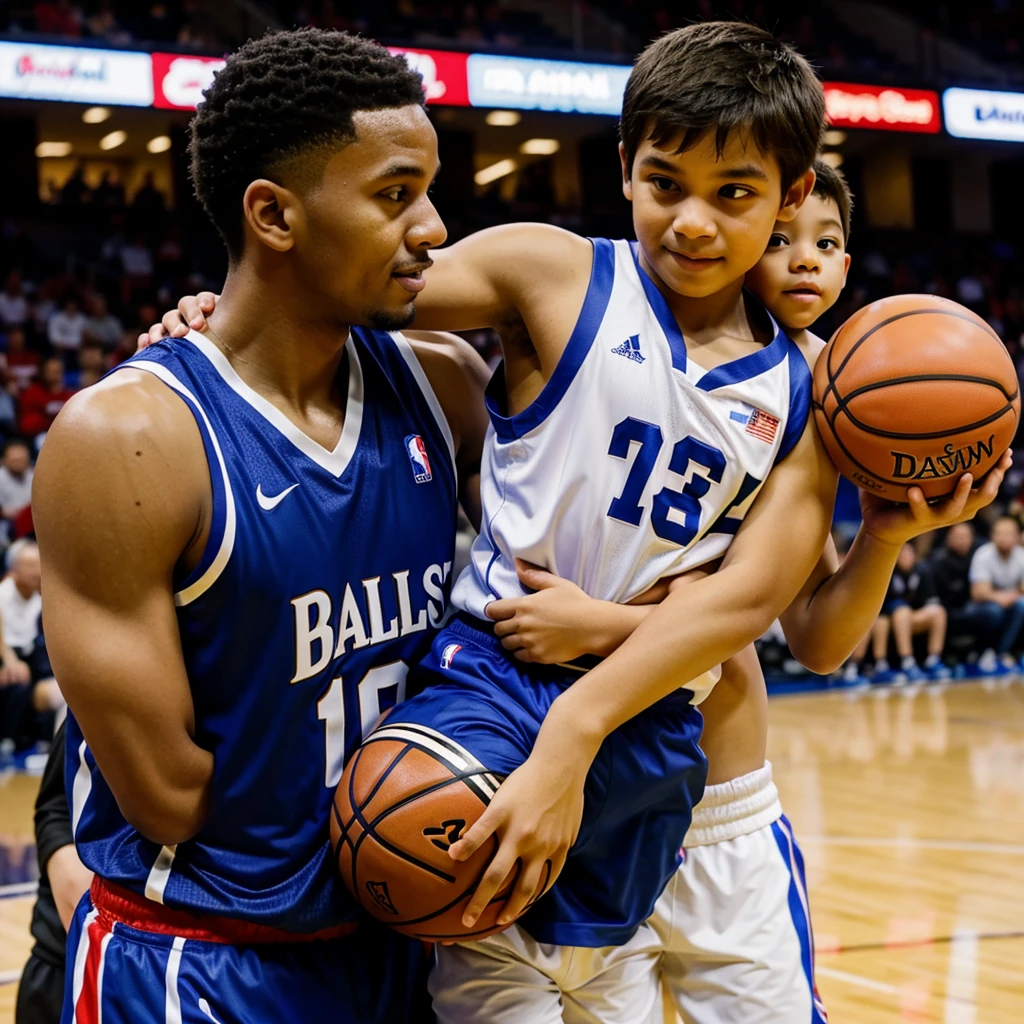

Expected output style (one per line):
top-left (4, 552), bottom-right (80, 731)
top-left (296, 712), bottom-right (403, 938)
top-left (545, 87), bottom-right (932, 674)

top-left (873, 542), bottom-right (950, 684)
top-left (932, 522), bottom-right (1003, 658)
top-left (16, 718), bottom-right (92, 1022)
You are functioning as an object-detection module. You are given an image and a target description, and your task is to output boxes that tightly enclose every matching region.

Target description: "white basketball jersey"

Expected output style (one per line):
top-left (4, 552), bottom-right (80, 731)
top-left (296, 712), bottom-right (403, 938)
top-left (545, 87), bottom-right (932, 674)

top-left (453, 237), bottom-right (811, 650)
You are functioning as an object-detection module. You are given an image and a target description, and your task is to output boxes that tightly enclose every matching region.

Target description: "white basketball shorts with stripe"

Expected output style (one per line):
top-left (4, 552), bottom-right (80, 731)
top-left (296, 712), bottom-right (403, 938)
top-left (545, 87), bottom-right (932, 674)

top-left (650, 762), bottom-right (829, 1024)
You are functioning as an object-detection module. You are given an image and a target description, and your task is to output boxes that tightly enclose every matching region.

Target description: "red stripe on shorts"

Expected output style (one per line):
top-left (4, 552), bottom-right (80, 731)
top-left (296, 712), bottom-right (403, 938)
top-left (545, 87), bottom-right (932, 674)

top-left (74, 914), bottom-right (111, 1024)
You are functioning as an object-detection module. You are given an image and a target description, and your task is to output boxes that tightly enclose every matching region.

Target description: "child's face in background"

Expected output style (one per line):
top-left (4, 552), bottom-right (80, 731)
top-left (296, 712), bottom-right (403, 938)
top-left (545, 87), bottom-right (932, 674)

top-left (745, 192), bottom-right (851, 331)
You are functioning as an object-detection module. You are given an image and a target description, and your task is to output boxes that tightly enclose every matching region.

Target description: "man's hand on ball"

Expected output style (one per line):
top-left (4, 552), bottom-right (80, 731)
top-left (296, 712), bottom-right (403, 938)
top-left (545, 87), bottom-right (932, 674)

top-left (860, 448), bottom-right (1012, 546)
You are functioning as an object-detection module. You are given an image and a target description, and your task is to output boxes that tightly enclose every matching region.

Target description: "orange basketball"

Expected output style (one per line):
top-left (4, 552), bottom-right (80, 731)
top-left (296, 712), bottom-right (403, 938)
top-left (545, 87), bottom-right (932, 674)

top-left (330, 727), bottom-right (523, 942)
top-left (812, 294), bottom-right (1019, 501)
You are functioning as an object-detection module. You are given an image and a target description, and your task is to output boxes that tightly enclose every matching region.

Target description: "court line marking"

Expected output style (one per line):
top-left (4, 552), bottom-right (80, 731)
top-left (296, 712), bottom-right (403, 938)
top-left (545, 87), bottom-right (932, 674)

top-left (817, 965), bottom-right (900, 995)
top-left (799, 836), bottom-right (1024, 855)
top-left (0, 968), bottom-right (23, 986)
top-left (836, 930), bottom-right (1024, 955)
top-left (0, 881), bottom-right (38, 899)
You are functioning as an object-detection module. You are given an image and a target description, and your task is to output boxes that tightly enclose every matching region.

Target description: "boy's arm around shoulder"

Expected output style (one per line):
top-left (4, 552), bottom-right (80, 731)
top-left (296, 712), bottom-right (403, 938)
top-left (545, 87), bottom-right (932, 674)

top-left (33, 371), bottom-right (215, 847)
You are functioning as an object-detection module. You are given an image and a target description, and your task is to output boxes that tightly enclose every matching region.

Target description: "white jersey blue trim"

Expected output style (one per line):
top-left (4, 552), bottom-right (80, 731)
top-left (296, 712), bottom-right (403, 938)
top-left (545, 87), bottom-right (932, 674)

top-left (453, 237), bottom-right (811, 696)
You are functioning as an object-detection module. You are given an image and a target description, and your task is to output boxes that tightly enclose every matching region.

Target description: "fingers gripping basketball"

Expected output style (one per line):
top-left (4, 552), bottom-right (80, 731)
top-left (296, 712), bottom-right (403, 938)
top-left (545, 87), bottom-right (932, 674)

top-left (330, 727), bottom-right (535, 941)
top-left (812, 294), bottom-right (1019, 501)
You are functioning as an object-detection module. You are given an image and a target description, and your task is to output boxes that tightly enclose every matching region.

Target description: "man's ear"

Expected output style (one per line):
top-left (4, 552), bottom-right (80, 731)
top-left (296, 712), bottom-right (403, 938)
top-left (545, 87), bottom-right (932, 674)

top-left (241, 179), bottom-right (301, 253)
top-left (841, 251), bottom-right (851, 288)
top-left (775, 167), bottom-right (815, 223)
top-left (618, 142), bottom-right (633, 202)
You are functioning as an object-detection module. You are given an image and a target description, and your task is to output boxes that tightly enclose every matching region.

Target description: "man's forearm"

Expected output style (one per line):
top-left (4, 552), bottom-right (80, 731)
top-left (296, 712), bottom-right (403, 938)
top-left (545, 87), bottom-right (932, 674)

top-left (783, 529), bottom-right (902, 674)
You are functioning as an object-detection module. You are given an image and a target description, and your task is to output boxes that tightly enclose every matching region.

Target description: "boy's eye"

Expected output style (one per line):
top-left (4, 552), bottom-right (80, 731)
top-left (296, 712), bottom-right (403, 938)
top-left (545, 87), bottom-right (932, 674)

top-left (719, 184), bottom-right (754, 200)
top-left (817, 238), bottom-right (840, 250)
top-left (380, 186), bottom-right (408, 203)
top-left (650, 176), bottom-right (678, 193)
top-left (766, 233), bottom-right (788, 249)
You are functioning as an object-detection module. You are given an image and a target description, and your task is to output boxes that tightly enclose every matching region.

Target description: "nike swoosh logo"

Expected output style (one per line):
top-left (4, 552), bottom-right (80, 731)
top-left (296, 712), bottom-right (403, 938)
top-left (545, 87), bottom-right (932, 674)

top-left (198, 999), bottom-right (223, 1024)
top-left (256, 483), bottom-right (299, 511)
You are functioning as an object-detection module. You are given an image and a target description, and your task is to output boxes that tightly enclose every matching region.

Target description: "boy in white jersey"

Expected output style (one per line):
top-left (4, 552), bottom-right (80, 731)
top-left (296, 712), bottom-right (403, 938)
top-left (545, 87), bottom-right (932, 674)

top-left (148, 25), bottom-right (1003, 1022)
top-left (488, 161), bottom-right (1008, 1022)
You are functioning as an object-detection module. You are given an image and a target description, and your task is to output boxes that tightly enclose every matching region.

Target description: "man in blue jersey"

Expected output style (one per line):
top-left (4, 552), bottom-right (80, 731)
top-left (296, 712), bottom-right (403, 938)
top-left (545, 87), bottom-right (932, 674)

top-left (34, 30), bottom-right (489, 1023)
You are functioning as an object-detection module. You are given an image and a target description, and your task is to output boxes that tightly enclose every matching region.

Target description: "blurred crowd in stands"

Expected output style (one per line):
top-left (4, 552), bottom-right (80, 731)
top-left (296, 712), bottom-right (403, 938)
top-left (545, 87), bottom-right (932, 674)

top-left (1, 1), bottom-right (1021, 86)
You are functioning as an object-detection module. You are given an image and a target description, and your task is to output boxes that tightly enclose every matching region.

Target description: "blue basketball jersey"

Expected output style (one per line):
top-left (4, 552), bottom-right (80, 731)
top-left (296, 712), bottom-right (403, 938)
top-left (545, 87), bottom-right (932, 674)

top-left (65, 328), bottom-right (458, 934)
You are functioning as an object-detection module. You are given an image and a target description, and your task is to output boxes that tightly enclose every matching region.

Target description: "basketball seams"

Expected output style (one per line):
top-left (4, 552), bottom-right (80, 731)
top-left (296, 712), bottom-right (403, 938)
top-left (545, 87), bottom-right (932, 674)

top-left (821, 307), bottom-right (1009, 412)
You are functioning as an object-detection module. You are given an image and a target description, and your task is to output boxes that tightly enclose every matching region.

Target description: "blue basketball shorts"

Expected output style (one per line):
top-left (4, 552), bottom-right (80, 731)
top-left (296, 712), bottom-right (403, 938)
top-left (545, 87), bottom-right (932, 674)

top-left (61, 879), bottom-right (433, 1024)
top-left (383, 614), bottom-right (707, 948)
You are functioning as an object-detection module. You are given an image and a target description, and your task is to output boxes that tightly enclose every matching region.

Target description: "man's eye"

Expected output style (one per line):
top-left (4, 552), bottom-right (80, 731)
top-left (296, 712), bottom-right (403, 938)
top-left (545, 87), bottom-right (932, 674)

top-left (650, 176), bottom-right (678, 193)
top-left (381, 187), bottom-right (407, 202)
top-left (817, 238), bottom-right (839, 250)
top-left (767, 234), bottom-right (787, 248)
top-left (719, 185), bottom-right (753, 200)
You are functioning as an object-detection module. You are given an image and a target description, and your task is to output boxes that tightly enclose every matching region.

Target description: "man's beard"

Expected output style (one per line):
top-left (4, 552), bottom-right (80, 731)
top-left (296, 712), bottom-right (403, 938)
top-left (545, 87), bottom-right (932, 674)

top-left (366, 304), bottom-right (417, 331)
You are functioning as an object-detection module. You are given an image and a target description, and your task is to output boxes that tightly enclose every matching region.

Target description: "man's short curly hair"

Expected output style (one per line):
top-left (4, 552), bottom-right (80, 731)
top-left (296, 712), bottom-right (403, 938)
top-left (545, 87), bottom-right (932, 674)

top-left (189, 29), bottom-right (426, 258)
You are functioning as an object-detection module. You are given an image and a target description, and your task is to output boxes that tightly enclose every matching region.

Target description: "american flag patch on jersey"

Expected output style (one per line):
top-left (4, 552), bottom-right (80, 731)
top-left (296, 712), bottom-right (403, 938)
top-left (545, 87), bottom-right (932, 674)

top-left (745, 408), bottom-right (779, 443)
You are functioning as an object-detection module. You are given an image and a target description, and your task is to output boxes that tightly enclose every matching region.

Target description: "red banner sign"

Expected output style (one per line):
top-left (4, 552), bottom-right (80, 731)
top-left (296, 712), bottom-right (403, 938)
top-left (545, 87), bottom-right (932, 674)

top-left (823, 81), bottom-right (941, 133)
top-left (151, 52), bottom-right (224, 109)
top-left (390, 47), bottom-right (470, 107)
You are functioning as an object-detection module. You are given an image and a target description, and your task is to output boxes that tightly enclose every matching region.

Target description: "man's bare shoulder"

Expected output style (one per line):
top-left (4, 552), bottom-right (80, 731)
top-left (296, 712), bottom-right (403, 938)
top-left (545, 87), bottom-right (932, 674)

top-left (402, 330), bottom-right (490, 450)
top-left (50, 368), bottom-right (200, 447)
top-left (35, 368), bottom-right (209, 558)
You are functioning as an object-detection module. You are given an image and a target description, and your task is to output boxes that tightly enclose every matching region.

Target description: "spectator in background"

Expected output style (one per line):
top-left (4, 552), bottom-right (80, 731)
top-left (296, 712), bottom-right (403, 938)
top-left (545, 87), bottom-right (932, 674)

top-left (0, 540), bottom-right (43, 661)
top-left (0, 601), bottom-right (32, 749)
top-left (47, 295), bottom-right (87, 361)
top-left (83, 294), bottom-right (122, 349)
top-left (0, 384), bottom-right (17, 440)
top-left (873, 542), bottom-right (950, 684)
top-left (131, 172), bottom-right (165, 217)
top-left (0, 440), bottom-right (34, 525)
top-left (969, 515), bottom-right (1024, 675)
top-left (91, 170), bottom-right (125, 208)
top-left (120, 234), bottom-right (154, 304)
top-left (66, 340), bottom-right (105, 389)
top-left (4, 327), bottom-right (41, 393)
top-left (0, 270), bottom-right (30, 330)
top-left (932, 522), bottom-right (1000, 657)
top-left (19, 357), bottom-right (75, 443)
top-left (59, 165), bottom-right (89, 206)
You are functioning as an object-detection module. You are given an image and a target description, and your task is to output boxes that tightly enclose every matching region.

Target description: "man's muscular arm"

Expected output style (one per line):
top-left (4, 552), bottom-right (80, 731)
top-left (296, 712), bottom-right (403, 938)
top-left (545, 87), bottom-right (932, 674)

top-left (34, 373), bottom-right (214, 847)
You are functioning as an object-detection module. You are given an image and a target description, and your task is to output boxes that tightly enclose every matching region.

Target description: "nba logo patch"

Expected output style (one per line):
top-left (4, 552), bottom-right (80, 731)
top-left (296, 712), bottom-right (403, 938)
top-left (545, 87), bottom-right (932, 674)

top-left (440, 642), bottom-right (462, 669)
top-left (405, 434), bottom-right (432, 483)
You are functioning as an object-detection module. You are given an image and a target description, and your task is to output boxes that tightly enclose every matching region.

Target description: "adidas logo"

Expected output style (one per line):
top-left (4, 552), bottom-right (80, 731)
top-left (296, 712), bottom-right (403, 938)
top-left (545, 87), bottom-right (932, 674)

top-left (612, 334), bottom-right (645, 363)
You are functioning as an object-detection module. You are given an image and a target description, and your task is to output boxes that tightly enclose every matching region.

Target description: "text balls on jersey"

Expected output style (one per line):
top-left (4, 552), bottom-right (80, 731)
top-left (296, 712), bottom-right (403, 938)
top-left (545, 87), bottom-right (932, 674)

top-left (331, 730), bottom-right (527, 941)
top-left (812, 294), bottom-right (1019, 501)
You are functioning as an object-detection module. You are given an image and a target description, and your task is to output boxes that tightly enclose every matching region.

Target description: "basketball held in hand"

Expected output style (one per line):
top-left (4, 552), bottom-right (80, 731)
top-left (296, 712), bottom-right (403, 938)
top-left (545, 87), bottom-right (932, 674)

top-left (330, 725), bottom-right (524, 941)
top-left (812, 294), bottom-right (1019, 501)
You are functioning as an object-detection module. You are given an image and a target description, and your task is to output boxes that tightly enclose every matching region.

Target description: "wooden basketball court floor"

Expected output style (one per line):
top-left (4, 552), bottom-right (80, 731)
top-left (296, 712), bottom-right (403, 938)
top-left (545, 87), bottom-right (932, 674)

top-left (1, 678), bottom-right (1022, 1022)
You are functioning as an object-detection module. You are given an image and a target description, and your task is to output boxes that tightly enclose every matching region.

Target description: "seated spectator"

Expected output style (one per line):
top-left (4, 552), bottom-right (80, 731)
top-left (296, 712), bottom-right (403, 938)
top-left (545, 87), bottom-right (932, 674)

top-left (932, 522), bottom-right (998, 655)
top-left (83, 294), bottom-right (123, 348)
top-left (0, 385), bottom-right (17, 440)
top-left (33, 0), bottom-right (83, 37)
top-left (0, 440), bottom-right (34, 524)
top-left (65, 340), bottom-right (105, 388)
top-left (0, 271), bottom-right (30, 331)
top-left (4, 327), bottom-right (41, 393)
top-left (47, 295), bottom-right (87, 361)
top-left (873, 542), bottom-right (950, 684)
top-left (19, 357), bottom-right (76, 444)
top-left (0, 602), bottom-right (32, 749)
top-left (969, 516), bottom-right (1024, 675)
top-left (91, 170), bottom-right (125, 208)
top-left (0, 540), bottom-right (39, 748)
